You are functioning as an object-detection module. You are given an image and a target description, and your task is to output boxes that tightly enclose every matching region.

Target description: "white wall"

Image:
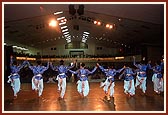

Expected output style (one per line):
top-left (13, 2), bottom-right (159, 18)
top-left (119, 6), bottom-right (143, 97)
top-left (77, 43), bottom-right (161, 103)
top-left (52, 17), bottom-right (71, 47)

top-left (5, 40), bottom-right (121, 56)
top-left (40, 41), bottom-right (119, 56)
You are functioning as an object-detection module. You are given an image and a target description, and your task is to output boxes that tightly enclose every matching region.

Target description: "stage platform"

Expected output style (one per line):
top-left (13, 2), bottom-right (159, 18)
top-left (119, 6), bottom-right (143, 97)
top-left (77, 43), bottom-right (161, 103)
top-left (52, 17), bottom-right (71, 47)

top-left (3, 80), bottom-right (165, 112)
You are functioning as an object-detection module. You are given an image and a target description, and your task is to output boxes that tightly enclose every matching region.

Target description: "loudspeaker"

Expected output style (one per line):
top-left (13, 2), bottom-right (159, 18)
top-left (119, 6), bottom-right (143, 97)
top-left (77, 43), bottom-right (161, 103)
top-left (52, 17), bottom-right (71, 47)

top-left (69, 5), bottom-right (76, 15)
top-left (77, 5), bottom-right (84, 15)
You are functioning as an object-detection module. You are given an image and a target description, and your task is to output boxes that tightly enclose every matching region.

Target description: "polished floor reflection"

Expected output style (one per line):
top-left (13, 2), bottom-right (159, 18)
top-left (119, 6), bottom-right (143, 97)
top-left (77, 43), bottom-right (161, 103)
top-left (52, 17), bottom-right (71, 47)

top-left (4, 80), bottom-right (164, 112)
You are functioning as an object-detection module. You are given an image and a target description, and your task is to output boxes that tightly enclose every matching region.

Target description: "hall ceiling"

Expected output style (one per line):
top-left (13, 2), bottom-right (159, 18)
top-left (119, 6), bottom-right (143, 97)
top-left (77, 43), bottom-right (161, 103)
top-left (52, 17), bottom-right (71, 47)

top-left (4, 3), bottom-right (164, 49)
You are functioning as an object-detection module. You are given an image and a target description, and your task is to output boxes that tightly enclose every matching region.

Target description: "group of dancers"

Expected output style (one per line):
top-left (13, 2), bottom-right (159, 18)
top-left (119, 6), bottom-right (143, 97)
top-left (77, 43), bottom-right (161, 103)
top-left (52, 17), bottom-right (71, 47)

top-left (99, 56), bottom-right (164, 101)
top-left (7, 55), bottom-right (164, 102)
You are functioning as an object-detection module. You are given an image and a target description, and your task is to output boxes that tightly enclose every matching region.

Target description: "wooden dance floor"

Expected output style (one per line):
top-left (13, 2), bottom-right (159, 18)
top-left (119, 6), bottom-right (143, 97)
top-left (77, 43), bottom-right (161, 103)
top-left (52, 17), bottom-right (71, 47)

top-left (3, 80), bottom-right (164, 112)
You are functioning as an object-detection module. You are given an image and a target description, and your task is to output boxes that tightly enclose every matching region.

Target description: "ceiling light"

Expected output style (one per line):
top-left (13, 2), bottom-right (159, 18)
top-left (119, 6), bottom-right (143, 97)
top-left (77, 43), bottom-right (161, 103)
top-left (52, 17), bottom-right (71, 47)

top-left (109, 25), bottom-right (113, 29)
top-left (49, 20), bottom-right (57, 27)
top-left (94, 21), bottom-right (97, 24)
top-left (57, 17), bottom-right (65, 21)
top-left (63, 32), bottom-right (69, 35)
top-left (59, 22), bottom-right (66, 26)
top-left (66, 36), bottom-right (71, 39)
top-left (61, 26), bottom-right (67, 29)
top-left (97, 22), bottom-right (101, 25)
top-left (62, 29), bottom-right (68, 32)
top-left (83, 34), bottom-right (89, 36)
top-left (106, 24), bottom-right (110, 28)
top-left (54, 11), bottom-right (63, 15)
top-left (84, 31), bottom-right (90, 34)
top-left (67, 39), bottom-right (71, 43)
top-left (82, 39), bottom-right (86, 43)
top-left (64, 34), bottom-right (70, 37)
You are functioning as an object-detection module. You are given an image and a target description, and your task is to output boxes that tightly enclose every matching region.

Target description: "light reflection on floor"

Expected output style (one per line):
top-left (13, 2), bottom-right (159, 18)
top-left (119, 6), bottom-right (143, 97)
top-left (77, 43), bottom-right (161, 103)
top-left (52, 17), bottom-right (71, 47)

top-left (4, 81), bottom-right (164, 112)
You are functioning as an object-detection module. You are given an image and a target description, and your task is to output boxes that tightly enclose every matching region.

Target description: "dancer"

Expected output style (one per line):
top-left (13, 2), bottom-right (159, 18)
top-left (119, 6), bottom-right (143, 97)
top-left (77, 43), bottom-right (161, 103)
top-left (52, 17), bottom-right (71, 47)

top-left (50, 60), bottom-right (75, 99)
top-left (68, 63), bottom-right (97, 98)
top-left (27, 60), bottom-right (49, 97)
top-left (152, 60), bottom-right (164, 94)
top-left (119, 63), bottom-right (136, 97)
top-left (7, 55), bottom-right (27, 99)
top-left (133, 56), bottom-right (151, 94)
top-left (97, 63), bottom-right (124, 101)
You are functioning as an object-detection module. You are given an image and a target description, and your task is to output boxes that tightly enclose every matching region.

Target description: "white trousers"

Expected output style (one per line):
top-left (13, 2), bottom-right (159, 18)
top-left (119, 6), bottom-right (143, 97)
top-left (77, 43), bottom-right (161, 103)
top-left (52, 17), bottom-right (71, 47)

top-left (32, 77), bottom-right (43, 97)
top-left (77, 80), bottom-right (89, 97)
top-left (11, 78), bottom-right (21, 96)
top-left (124, 79), bottom-right (135, 95)
top-left (57, 77), bottom-right (66, 98)
top-left (152, 73), bottom-right (164, 93)
top-left (135, 76), bottom-right (147, 93)
top-left (104, 81), bottom-right (115, 97)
